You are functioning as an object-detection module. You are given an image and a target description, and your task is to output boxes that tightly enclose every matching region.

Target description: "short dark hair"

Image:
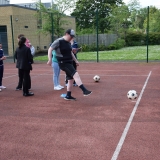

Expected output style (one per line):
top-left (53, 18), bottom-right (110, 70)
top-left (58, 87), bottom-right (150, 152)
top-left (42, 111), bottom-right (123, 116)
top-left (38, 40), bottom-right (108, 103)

top-left (18, 34), bottom-right (25, 39)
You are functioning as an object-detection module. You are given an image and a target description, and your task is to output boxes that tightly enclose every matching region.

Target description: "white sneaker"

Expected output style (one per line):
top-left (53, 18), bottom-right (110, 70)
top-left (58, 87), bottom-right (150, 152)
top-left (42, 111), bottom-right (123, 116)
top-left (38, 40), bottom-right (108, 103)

top-left (58, 85), bottom-right (64, 89)
top-left (54, 86), bottom-right (62, 90)
top-left (0, 86), bottom-right (6, 89)
top-left (0, 89), bottom-right (1, 92)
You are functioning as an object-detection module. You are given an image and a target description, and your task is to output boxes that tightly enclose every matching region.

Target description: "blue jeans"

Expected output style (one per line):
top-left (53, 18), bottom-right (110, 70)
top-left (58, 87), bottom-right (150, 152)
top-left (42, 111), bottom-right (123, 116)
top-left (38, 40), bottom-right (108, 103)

top-left (52, 62), bottom-right (60, 87)
top-left (0, 65), bottom-right (4, 86)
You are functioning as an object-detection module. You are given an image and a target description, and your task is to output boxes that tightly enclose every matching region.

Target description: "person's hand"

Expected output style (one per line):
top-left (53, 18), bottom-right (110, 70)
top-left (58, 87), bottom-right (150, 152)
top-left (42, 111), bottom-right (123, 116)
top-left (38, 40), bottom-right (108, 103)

top-left (1, 56), bottom-right (6, 60)
top-left (72, 48), bottom-right (77, 54)
top-left (78, 47), bottom-right (82, 51)
top-left (47, 60), bottom-right (52, 66)
top-left (75, 60), bottom-right (79, 66)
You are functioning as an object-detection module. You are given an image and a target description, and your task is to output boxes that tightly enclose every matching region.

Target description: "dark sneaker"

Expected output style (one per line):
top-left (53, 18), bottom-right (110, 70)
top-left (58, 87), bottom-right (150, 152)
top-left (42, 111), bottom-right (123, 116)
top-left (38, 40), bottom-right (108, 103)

top-left (64, 96), bottom-right (76, 101)
top-left (16, 87), bottom-right (22, 91)
top-left (23, 92), bottom-right (34, 97)
top-left (83, 90), bottom-right (92, 96)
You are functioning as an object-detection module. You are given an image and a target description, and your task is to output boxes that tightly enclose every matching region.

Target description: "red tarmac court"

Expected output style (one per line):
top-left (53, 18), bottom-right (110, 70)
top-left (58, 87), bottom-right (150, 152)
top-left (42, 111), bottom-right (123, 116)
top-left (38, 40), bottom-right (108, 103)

top-left (0, 61), bottom-right (160, 160)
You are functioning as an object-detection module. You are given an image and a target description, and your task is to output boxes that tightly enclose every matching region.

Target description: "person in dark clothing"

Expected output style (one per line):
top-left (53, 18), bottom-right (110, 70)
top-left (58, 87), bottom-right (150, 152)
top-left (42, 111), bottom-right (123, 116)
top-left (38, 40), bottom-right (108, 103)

top-left (47, 29), bottom-right (92, 101)
top-left (15, 36), bottom-right (34, 96)
top-left (15, 34), bottom-right (31, 91)
top-left (65, 38), bottom-right (81, 86)
top-left (0, 43), bottom-right (7, 91)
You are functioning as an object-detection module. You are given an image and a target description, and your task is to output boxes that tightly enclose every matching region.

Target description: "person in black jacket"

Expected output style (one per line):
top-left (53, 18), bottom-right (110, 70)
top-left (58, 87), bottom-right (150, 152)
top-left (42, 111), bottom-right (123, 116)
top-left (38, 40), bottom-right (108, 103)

top-left (15, 34), bottom-right (31, 91)
top-left (15, 36), bottom-right (34, 96)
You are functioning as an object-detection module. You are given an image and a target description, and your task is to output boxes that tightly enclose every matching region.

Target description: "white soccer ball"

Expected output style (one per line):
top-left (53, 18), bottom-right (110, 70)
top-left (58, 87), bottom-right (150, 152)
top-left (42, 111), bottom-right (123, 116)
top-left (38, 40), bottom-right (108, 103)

top-left (127, 90), bottom-right (138, 100)
top-left (93, 75), bottom-right (100, 82)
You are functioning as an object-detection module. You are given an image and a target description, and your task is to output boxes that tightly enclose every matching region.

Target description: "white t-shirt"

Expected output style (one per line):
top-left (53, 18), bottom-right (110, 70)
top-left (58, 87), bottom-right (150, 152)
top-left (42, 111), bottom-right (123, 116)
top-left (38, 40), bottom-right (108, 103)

top-left (30, 46), bottom-right (35, 56)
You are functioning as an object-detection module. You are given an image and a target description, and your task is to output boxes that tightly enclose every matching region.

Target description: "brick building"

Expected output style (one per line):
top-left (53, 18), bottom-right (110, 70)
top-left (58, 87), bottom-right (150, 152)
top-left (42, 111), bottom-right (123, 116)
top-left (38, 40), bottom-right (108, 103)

top-left (0, 4), bottom-right (76, 56)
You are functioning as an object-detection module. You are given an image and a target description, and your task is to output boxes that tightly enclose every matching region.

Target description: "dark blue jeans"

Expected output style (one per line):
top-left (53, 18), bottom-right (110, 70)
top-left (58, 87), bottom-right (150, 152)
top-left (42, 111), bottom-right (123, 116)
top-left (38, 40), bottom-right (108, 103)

top-left (0, 65), bottom-right (4, 86)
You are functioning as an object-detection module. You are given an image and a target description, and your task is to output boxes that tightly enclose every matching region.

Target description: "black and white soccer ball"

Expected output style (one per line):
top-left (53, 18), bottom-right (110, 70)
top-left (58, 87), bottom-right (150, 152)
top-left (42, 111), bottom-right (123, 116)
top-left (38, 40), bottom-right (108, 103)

top-left (93, 75), bottom-right (100, 82)
top-left (127, 90), bottom-right (138, 100)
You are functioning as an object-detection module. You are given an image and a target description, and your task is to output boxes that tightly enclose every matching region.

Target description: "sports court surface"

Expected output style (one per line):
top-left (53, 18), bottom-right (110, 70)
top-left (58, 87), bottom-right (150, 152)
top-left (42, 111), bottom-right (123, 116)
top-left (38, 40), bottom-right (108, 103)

top-left (0, 60), bottom-right (160, 160)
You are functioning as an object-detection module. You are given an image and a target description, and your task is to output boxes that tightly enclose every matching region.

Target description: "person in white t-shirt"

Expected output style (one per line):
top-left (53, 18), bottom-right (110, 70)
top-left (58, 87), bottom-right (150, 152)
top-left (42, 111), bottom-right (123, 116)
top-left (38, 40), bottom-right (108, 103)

top-left (29, 43), bottom-right (35, 56)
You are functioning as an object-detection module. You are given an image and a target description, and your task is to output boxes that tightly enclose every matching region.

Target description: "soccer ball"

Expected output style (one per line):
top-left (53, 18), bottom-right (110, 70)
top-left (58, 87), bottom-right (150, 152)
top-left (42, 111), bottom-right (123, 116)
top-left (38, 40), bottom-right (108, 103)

top-left (93, 75), bottom-right (100, 82)
top-left (127, 90), bottom-right (138, 100)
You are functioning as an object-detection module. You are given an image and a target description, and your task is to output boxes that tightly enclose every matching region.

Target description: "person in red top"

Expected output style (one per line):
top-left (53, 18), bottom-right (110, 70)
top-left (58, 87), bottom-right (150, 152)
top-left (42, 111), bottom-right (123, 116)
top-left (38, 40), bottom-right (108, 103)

top-left (25, 39), bottom-right (30, 48)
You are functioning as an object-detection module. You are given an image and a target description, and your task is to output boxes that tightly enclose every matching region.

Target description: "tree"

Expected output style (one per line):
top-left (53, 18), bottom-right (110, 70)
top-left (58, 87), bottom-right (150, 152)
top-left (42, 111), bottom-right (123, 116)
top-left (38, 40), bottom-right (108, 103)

top-left (143, 6), bottom-right (160, 32)
top-left (36, 0), bottom-right (76, 37)
top-left (109, 4), bottom-right (131, 39)
top-left (71, 0), bottom-right (123, 34)
top-left (127, 0), bottom-right (142, 30)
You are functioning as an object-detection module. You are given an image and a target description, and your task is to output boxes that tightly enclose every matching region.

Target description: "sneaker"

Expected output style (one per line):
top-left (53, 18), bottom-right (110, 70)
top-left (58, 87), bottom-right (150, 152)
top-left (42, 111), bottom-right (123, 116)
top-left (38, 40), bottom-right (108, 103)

top-left (64, 96), bottom-right (76, 101)
top-left (58, 85), bottom-right (64, 89)
top-left (83, 90), bottom-right (92, 96)
top-left (65, 83), bottom-right (68, 87)
top-left (16, 87), bottom-right (22, 91)
top-left (0, 89), bottom-right (1, 92)
top-left (0, 86), bottom-right (6, 89)
top-left (73, 83), bottom-right (78, 87)
top-left (54, 86), bottom-right (62, 90)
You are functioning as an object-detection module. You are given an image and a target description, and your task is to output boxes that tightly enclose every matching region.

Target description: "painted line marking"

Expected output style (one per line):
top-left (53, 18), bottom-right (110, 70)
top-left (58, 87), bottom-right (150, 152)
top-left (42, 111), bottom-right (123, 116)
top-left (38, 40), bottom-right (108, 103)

top-left (111, 71), bottom-right (152, 160)
top-left (23, 73), bottom-right (147, 76)
top-left (3, 74), bottom-right (18, 79)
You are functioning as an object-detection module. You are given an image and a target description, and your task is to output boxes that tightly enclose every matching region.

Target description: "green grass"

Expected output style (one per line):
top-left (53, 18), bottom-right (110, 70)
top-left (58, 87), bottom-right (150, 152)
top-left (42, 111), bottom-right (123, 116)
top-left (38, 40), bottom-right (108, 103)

top-left (34, 45), bottom-right (160, 62)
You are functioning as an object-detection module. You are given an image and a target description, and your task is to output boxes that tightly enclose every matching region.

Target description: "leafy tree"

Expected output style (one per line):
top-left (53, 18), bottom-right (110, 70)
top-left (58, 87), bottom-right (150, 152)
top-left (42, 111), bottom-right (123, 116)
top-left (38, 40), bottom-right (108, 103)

top-left (134, 7), bottom-right (147, 30)
top-left (36, 0), bottom-right (76, 37)
top-left (109, 4), bottom-right (131, 39)
top-left (143, 6), bottom-right (160, 32)
top-left (127, 0), bottom-right (141, 29)
top-left (71, 0), bottom-right (123, 34)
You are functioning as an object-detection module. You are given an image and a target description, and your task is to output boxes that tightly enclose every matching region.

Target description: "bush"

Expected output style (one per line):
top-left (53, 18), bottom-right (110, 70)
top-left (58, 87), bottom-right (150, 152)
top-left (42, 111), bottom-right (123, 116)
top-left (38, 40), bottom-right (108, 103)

top-left (148, 32), bottom-right (160, 45)
top-left (125, 31), bottom-right (145, 46)
top-left (107, 44), bottom-right (117, 50)
top-left (107, 38), bottom-right (125, 50)
top-left (81, 38), bottom-right (126, 52)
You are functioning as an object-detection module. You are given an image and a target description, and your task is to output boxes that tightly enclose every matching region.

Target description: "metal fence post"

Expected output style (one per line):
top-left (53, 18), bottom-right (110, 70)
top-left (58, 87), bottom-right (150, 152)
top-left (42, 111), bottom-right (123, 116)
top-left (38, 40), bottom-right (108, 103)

top-left (96, 9), bottom-right (99, 62)
top-left (146, 6), bottom-right (149, 63)
top-left (10, 15), bottom-right (15, 63)
top-left (51, 12), bottom-right (54, 42)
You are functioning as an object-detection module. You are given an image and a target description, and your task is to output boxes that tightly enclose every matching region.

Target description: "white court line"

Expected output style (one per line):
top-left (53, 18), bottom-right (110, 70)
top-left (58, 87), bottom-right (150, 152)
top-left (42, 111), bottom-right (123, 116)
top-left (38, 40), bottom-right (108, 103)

top-left (111, 71), bottom-right (152, 160)
top-left (3, 73), bottom-right (53, 86)
top-left (30, 73), bottom-right (148, 76)
top-left (3, 74), bottom-right (18, 79)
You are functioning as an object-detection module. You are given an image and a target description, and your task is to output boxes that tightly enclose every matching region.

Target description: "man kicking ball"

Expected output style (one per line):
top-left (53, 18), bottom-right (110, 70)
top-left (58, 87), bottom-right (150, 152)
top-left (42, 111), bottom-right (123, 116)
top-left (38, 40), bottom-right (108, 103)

top-left (47, 29), bottom-right (92, 100)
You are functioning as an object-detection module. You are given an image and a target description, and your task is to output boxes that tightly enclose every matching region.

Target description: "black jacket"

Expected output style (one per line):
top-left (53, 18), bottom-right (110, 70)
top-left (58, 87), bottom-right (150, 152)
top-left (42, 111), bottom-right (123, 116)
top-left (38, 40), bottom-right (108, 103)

top-left (15, 44), bottom-right (33, 70)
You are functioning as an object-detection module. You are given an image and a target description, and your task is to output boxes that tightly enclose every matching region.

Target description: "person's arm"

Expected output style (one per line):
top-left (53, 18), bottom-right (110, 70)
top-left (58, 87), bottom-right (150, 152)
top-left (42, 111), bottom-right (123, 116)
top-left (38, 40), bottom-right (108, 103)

top-left (0, 50), bottom-right (6, 60)
top-left (28, 48), bottom-right (33, 64)
top-left (47, 39), bottom-right (59, 66)
top-left (0, 56), bottom-right (6, 60)
top-left (71, 52), bottom-right (79, 66)
top-left (14, 50), bottom-right (17, 60)
top-left (47, 47), bottom-right (53, 66)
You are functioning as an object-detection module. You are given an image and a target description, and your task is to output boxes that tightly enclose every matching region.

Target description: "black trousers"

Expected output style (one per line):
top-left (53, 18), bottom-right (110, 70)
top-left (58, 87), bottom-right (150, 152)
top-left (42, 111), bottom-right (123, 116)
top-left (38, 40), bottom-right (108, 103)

top-left (18, 69), bottom-right (30, 94)
top-left (17, 69), bottom-right (31, 89)
top-left (0, 65), bottom-right (4, 86)
top-left (65, 61), bottom-right (77, 84)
